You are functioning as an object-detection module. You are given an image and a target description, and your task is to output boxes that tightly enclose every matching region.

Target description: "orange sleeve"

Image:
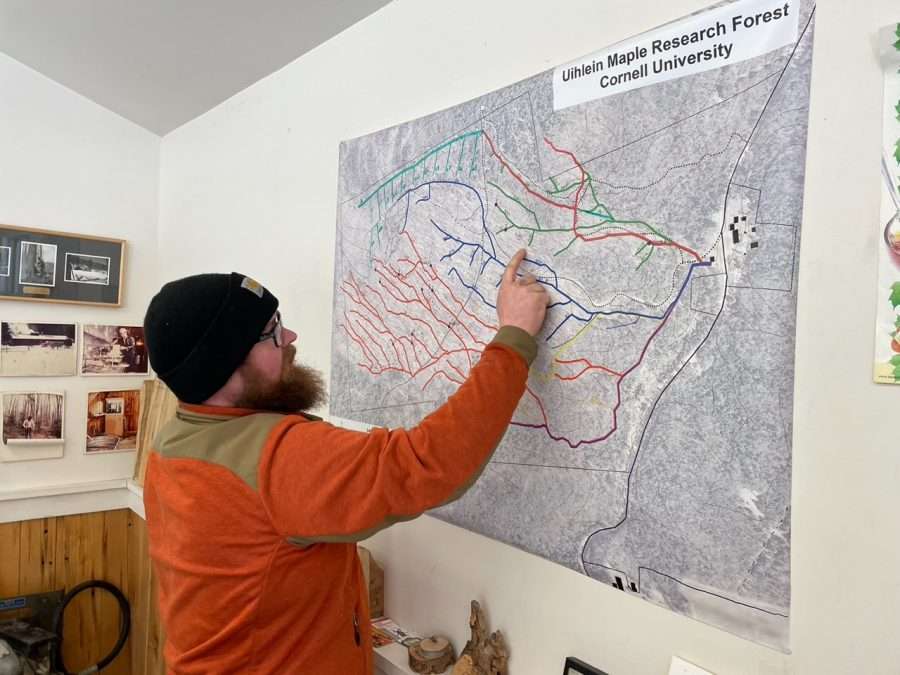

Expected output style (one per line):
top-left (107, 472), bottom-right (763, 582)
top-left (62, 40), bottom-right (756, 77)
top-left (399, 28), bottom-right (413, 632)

top-left (256, 331), bottom-right (533, 540)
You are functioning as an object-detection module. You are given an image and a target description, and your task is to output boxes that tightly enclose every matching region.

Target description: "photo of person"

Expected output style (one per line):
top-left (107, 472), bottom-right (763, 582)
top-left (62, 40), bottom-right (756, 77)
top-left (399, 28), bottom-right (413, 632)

top-left (2, 392), bottom-right (65, 444)
top-left (0, 246), bottom-right (10, 277)
top-left (86, 389), bottom-right (141, 453)
top-left (80, 324), bottom-right (149, 375)
top-left (18, 241), bottom-right (57, 287)
top-left (0, 322), bottom-right (77, 376)
top-left (64, 252), bottom-right (112, 285)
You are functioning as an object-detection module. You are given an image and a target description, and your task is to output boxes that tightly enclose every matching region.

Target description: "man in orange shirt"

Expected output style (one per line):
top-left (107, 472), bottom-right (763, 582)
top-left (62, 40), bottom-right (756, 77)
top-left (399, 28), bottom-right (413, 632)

top-left (142, 249), bottom-right (547, 674)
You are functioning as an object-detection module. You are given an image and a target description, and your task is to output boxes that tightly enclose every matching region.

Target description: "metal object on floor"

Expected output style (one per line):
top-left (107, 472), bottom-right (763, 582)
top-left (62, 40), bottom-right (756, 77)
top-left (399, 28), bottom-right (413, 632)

top-left (0, 591), bottom-right (62, 675)
top-left (0, 638), bottom-right (24, 675)
top-left (0, 581), bottom-right (130, 675)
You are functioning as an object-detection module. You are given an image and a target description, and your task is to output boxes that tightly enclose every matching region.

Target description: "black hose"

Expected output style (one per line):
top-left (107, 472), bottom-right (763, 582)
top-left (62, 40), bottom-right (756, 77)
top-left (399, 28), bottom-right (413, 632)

top-left (51, 580), bottom-right (130, 675)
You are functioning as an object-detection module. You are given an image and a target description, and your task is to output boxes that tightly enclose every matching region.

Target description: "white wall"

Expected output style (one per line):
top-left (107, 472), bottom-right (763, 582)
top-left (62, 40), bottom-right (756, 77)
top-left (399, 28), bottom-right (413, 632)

top-left (157, 1), bottom-right (900, 673)
top-left (0, 53), bottom-right (160, 491)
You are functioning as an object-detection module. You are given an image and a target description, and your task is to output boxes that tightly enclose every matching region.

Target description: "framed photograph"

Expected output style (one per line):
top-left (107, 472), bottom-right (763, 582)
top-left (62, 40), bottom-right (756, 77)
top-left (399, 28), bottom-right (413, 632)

top-left (64, 252), bottom-right (111, 285)
top-left (0, 223), bottom-right (125, 306)
top-left (564, 657), bottom-right (608, 675)
top-left (86, 389), bottom-right (141, 453)
top-left (80, 324), bottom-right (149, 375)
top-left (2, 392), bottom-right (65, 445)
top-left (0, 322), bottom-right (77, 376)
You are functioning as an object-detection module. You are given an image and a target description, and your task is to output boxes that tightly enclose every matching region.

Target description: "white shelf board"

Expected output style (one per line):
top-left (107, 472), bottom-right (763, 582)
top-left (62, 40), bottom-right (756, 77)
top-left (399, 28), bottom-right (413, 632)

top-left (375, 643), bottom-right (418, 675)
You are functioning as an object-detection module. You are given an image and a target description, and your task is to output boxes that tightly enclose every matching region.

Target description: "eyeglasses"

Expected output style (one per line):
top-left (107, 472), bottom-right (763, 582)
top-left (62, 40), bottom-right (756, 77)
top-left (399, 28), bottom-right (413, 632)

top-left (257, 311), bottom-right (284, 347)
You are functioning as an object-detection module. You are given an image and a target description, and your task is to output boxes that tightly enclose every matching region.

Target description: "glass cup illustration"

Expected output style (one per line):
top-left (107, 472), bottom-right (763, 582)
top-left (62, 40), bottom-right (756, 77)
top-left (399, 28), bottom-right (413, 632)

top-left (886, 212), bottom-right (900, 269)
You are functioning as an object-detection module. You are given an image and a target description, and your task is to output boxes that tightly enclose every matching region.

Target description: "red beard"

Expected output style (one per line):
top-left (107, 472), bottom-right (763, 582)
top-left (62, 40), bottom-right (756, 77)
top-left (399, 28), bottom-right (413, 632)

top-left (235, 344), bottom-right (327, 414)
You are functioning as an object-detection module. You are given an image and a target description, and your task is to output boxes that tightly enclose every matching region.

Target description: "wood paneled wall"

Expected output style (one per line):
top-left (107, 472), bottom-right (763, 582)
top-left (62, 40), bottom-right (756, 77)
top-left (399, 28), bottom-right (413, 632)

top-left (0, 509), bottom-right (165, 674)
top-left (127, 511), bottom-right (166, 675)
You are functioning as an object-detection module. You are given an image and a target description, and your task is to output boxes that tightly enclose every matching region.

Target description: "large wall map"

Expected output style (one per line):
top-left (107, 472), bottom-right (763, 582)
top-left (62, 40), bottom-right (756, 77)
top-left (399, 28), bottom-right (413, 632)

top-left (330, 0), bottom-right (815, 649)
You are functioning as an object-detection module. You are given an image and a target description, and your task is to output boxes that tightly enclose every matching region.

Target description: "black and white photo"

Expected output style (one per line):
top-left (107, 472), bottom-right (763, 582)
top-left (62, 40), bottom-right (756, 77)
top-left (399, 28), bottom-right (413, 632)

top-left (18, 241), bottom-right (57, 287)
top-left (0, 246), bottom-right (10, 277)
top-left (2, 392), bottom-right (65, 444)
top-left (0, 322), bottom-right (77, 376)
top-left (64, 252), bottom-right (111, 285)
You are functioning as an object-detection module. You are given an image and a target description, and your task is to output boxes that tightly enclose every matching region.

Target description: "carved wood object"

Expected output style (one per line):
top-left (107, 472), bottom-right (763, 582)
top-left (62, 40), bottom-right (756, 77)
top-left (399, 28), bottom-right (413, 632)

top-left (409, 636), bottom-right (455, 673)
top-left (450, 601), bottom-right (508, 675)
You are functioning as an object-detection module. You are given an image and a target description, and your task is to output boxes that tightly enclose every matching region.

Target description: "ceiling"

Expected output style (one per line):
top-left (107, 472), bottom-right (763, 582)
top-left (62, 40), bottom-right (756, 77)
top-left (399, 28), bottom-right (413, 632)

top-left (0, 0), bottom-right (393, 135)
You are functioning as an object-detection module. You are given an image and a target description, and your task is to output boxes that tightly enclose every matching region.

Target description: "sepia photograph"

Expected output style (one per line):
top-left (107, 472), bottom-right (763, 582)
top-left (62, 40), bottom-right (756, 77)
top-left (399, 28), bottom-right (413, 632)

top-left (80, 324), bottom-right (149, 375)
top-left (0, 246), bottom-right (10, 276)
top-left (2, 392), bottom-right (65, 444)
top-left (86, 389), bottom-right (141, 453)
top-left (64, 252), bottom-right (111, 285)
top-left (18, 241), bottom-right (57, 287)
top-left (0, 322), bottom-right (77, 376)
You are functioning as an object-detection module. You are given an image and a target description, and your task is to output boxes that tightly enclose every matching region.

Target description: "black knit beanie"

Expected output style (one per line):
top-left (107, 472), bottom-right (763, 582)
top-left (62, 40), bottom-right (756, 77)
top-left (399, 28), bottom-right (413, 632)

top-left (143, 272), bottom-right (279, 403)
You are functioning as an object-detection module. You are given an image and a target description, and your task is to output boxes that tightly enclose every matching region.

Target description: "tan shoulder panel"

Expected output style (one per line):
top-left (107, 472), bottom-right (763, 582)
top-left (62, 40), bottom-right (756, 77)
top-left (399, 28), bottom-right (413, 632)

top-left (154, 412), bottom-right (288, 490)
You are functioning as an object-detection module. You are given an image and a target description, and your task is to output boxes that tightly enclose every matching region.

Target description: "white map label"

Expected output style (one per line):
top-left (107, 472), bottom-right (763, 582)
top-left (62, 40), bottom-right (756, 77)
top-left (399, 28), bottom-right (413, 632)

top-left (553, 0), bottom-right (798, 110)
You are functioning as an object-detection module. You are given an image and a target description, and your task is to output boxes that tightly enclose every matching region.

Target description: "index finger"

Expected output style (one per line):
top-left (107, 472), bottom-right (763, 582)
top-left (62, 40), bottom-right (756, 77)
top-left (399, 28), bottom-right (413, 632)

top-left (503, 249), bottom-right (527, 284)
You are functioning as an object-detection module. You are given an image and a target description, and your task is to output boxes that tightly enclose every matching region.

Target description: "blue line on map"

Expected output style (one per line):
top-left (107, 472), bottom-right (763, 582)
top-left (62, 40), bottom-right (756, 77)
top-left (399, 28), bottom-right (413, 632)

top-left (546, 314), bottom-right (576, 342)
top-left (416, 184), bottom-right (432, 204)
top-left (448, 267), bottom-right (496, 309)
top-left (441, 242), bottom-right (466, 262)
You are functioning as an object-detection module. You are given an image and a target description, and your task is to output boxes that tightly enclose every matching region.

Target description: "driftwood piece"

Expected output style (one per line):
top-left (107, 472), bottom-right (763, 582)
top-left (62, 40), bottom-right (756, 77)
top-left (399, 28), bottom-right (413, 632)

top-left (409, 636), bottom-right (455, 673)
top-left (451, 601), bottom-right (508, 675)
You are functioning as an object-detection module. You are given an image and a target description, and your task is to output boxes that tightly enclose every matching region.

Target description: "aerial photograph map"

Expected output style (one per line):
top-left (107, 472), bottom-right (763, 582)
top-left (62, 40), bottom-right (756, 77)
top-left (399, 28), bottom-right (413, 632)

top-left (331, 0), bottom-right (815, 650)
